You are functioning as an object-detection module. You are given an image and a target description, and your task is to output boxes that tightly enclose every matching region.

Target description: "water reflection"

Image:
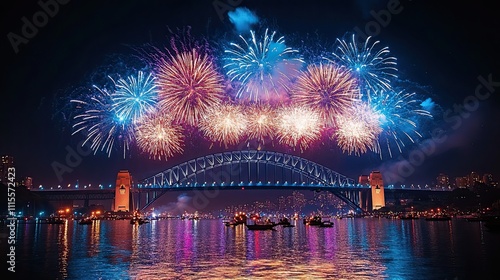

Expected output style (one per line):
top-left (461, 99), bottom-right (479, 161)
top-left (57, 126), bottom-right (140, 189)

top-left (2, 218), bottom-right (498, 279)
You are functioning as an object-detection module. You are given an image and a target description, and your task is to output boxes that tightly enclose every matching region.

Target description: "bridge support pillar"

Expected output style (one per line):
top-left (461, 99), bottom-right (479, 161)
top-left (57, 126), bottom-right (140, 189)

top-left (113, 170), bottom-right (132, 212)
top-left (370, 171), bottom-right (385, 210)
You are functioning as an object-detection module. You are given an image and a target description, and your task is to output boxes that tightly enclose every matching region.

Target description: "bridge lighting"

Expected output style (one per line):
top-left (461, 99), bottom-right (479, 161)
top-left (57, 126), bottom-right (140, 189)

top-left (267, 181), bottom-right (271, 185)
top-left (109, 184), bottom-right (112, 188)
top-left (58, 185), bottom-right (61, 189)
top-left (39, 185), bottom-right (43, 189)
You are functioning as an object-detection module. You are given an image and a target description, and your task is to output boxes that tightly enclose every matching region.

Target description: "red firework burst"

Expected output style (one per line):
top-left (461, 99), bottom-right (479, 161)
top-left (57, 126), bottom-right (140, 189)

top-left (291, 63), bottom-right (360, 127)
top-left (156, 49), bottom-right (225, 126)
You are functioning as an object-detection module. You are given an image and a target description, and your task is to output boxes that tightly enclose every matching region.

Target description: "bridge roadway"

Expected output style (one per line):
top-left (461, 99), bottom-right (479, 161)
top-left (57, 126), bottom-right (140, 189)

top-left (30, 183), bottom-right (450, 213)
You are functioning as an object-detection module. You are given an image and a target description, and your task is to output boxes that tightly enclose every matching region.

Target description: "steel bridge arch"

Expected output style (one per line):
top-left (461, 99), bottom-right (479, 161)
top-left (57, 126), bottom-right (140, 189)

top-left (140, 150), bottom-right (356, 188)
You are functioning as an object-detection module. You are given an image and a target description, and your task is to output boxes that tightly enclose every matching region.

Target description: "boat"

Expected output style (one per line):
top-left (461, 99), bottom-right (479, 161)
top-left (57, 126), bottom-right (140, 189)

top-left (319, 220), bottom-right (334, 227)
top-left (246, 223), bottom-right (276, 230)
top-left (425, 215), bottom-right (451, 221)
top-left (400, 213), bottom-right (419, 220)
top-left (78, 217), bottom-right (93, 225)
top-left (224, 212), bottom-right (248, 226)
top-left (130, 217), bottom-right (147, 225)
top-left (277, 217), bottom-right (292, 226)
top-left (130, 212), bottom-right (149, 225)
top-left (304, 216), bottom-right (323, 226)
top-left (46, 217), bottom-right (65, 224)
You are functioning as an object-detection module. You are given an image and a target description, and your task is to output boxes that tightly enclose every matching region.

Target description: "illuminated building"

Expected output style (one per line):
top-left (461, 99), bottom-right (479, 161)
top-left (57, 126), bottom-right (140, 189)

top-left (455, 177), bottom-right (469, 188)
top-left (0, 155), bottom-right (14, 184)
top-left (22, 176), bottom-right (33, 189)
top-left (469, 172), bottom-right (480, 186)
top-left (436, 173), bottom-right (449, 189)
top-left (483, 173), bottom-right (493, 186)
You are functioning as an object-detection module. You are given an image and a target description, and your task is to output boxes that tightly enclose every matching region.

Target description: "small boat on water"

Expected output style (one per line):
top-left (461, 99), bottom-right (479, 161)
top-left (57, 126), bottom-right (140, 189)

top-left (46, 217), bottom-right (65, 224)
top-left (130, 211), bottom-right (149, 225)
top-left (246, 223), bottom-right (276, 230)
top-left (304, 216), bottom-right (323, 226)
top-left (78, 218), bottom-right (93, 225)
top-left (319, 220), bottom-right (334, 227)
top-left (425, 214), bottom-right (451, 221)
top-left (399, 213), bottom-right (419, 220)
top-left (304, 216), bottom-right (333, 227)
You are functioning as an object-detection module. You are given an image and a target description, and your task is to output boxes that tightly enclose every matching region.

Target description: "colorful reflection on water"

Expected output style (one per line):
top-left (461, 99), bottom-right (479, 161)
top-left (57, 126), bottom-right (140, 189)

top-left (2, 218), bottom-right (498, 279)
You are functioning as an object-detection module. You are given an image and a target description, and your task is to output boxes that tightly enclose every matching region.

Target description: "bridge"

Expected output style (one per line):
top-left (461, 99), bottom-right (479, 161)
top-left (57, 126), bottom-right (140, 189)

top-left (138, 150), bottom-right (368, 211)
top-left (32, 150), bottom-right (451, 213)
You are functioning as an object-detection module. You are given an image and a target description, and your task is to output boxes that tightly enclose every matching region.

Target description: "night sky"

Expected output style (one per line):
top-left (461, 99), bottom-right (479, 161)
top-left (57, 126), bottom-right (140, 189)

top-left (1, 0), bottom-right (500, 189)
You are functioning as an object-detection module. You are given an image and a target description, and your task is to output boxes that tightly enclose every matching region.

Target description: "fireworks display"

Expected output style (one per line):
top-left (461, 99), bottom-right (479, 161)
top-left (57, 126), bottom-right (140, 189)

top-left (276, 105), bottom-right (322, 152)
top-left (111, 71), bottom-right (158, 123)
top-left (71, 85), bottom-right (135, 158)
top-left (224, 29), bottom-right (304, 102)
top-left (135, 113), bottom-right (184, 160)
top-left (199, 103), bottom-right (248, 147)
top-left (245, 103), bottom-right (277, 143)
top-left (291, 63), bottom-right (360, 127)
top-left (329, 34), bottom-right (398, 96)
top-left (334, 102), bottom-right (382, 156)
top-left (70, 24), bottom-right (435, 160)
top-left (156, 49), bottom-right (225, 126)
top-left (370, 89), bottom-right (433, 158)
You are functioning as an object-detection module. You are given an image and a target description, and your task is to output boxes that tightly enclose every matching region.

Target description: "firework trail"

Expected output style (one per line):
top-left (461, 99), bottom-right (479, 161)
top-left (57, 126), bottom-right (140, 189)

top-left (135, 112), bottom-right (184, 160)
top-left (276, 105), bottom-right (322, 152)
top-left (328, 34), bottom-right (397, 96)
top-left (111, 71), bottom-right (158, 123)
top-left (245, 102), bottom-right (277, 143)
top-left (370, 89), bottom-right (433, 158)
top-left (199, 103), bottom-right (248, 147)
top-left (334, 102), bottom-right (382, 156)
top-left (156, 49), bottom-right (225, 126)
top-left (291, 63), bottom-right (360, 127)
top-left (71, 85), bottom-right (134, 158)
top-left (224, 28), bottom-right (304, 102)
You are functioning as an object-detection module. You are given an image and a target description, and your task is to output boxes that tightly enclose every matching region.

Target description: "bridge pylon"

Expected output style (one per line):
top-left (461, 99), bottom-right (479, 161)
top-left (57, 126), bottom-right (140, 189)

top-left (113, 170), bottom-right (133, 212)
top-left (370, 171), bottom-right (385, 210)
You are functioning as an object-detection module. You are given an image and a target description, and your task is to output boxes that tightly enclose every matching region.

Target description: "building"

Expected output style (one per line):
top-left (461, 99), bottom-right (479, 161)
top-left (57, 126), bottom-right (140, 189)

top-left (0, 155), bottom-right (14, 184)
top-left (22, 177), bottom-right (33, 189)
top-left (369, 171), bottom-right (385, 210)
top-left (469, 172), bottom-right (480, 186)
top-left (455, 176), bottom-right (469, 188)
top-left (436, 173), bottom-right (449, 189)
top-left (483, 174), bottom-right (493, 186)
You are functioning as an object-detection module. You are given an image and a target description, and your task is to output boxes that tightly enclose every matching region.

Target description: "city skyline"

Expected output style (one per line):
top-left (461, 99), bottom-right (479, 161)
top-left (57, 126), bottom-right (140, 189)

top-left (1, 1), bottom-right (500, 189)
